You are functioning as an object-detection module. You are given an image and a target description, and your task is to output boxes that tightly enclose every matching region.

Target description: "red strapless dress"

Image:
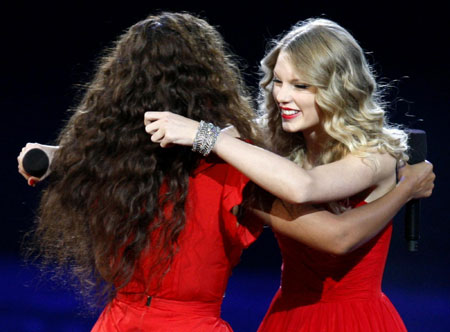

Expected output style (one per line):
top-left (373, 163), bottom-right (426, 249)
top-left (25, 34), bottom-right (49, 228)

top-left (91, 158), bottom-right (262, 331)
top-left (258, 200), bottom-right (407, 332)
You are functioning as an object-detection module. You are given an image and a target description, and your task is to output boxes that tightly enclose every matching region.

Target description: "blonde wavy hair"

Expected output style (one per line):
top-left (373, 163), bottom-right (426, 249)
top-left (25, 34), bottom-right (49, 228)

top-left (259, 18), bottom-right (408, 167)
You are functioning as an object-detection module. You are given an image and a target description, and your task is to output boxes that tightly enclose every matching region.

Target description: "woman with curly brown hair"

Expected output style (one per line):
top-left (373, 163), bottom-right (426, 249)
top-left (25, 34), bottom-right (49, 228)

top-left (20, 12), bottom-right (262, 331)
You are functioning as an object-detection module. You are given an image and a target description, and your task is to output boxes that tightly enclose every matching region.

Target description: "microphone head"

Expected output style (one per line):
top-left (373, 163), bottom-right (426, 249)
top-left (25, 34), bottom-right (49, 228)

top-left (22, 148), bottom-right (50, 178)
top-left (405, 129), bottom-right (427, 164)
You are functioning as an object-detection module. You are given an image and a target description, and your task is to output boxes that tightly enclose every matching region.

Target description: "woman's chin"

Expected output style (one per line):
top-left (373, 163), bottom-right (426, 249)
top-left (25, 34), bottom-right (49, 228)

top-left (281, 122), bottom-right (302, 133)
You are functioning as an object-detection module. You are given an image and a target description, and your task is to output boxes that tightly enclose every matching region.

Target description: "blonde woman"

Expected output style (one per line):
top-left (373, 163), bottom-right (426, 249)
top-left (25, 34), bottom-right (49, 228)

top-left (144, 18), bottom-right (434, 331)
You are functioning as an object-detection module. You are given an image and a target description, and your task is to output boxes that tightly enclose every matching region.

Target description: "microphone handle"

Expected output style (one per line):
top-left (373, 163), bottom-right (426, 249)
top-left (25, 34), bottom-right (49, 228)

top-left (404, 129), bottom-right (427, 252)
top-left (405, 199), bottom-right (420, 252)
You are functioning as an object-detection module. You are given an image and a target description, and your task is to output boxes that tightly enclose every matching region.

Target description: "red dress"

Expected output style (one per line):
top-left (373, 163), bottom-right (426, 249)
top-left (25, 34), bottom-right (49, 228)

top-left (91, 158), bottom-right (262, 332)
top-left (258, 200), bottom-right (407, 332)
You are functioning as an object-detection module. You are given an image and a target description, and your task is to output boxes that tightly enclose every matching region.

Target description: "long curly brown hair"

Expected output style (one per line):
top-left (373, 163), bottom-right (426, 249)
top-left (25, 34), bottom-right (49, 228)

top-left (28, 12), bottom-right (257, 306)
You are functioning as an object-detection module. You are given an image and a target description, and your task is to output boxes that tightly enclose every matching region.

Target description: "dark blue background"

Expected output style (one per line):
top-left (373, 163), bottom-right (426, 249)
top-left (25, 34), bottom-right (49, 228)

top-left (1, 1), bottom-right (449, 331)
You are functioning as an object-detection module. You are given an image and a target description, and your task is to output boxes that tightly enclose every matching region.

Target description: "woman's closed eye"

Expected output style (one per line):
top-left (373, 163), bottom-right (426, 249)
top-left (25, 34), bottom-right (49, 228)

top-left (294, 84), bottom-right (310, 89)
top-left (272, 78), bottom-right (282, 84)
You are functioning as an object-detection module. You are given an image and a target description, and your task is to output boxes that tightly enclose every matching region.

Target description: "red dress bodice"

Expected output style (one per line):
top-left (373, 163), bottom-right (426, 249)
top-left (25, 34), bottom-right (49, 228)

top-left (258, 200), bottom-right (407, 332)
top-left (92, 158), bottom-right (262, 331)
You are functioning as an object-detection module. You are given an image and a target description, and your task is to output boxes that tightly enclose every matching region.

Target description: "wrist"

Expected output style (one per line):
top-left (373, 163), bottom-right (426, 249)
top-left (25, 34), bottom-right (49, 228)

top-left (186, 123), bottom-right (198, 147)
top-left (395, 176), bottom-right (415, 202)
top-left (212, 131), bottom-right (225, 153)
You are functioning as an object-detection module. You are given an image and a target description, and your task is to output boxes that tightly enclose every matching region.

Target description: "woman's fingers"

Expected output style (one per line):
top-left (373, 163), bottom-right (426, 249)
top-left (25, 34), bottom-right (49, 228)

top-left (145, 120), bottom-right (161, 135)
top-left (144, 119), bottom-right (169, 146)
top-left (144, 111), bottom-right (199, 147)
top-left (397, 161), bottom-right (436, 200)
top-left (144, 111), bottom-right (167, 126)
top-left (150, 128), bottom-right (165, 143)
top-left (27, 176), bottom-right (40, 187)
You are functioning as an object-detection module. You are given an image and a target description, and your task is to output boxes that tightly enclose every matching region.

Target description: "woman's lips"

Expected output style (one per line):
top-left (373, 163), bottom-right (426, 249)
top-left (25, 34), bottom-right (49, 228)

top-left (280, 107), bottom-right (301, 119)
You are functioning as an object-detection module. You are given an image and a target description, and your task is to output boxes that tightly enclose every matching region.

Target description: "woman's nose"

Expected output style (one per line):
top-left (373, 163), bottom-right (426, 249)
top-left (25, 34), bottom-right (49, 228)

top-left (274, 84), bottom-right (291, 104)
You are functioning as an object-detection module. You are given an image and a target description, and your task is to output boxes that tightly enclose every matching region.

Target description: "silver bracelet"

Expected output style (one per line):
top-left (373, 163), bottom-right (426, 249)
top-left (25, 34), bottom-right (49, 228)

top-left (192, 121), bottom-right (221, 156)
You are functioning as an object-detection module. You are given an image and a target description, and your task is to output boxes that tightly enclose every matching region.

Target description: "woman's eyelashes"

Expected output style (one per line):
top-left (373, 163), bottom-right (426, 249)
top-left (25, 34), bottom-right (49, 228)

top-left (272, 77), bottom-right (309, 90)
top-left (294, 84), bottom-right (309, 89)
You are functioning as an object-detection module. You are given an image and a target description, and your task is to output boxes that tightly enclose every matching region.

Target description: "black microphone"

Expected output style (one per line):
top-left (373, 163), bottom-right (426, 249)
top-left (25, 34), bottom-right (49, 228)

top-left (404, 129), bottom-right (427, 252)
top-left (22, 148), bottom-right (50, 178)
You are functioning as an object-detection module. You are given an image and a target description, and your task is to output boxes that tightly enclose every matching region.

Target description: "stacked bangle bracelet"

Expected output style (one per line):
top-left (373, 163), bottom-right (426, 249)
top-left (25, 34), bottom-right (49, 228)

top-left (192, 121), bottom-right (221, 156)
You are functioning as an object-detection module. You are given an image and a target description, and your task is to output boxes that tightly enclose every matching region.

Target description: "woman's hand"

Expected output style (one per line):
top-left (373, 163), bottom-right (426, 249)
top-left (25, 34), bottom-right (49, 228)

top-left (397, 161), bottom-right (435, 201)
top-left (144, 111), bottom-right (200, 148)
top-left (17, 143), bottom-right (57, 186)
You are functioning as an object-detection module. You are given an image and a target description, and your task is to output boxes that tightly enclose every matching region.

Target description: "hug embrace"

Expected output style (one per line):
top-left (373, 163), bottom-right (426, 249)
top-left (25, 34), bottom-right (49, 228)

top-left (18, 12), bottom-right (434, 332)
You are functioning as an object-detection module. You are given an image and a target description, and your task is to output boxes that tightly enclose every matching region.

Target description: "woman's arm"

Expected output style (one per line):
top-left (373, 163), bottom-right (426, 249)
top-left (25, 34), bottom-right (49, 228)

top-left (17, 143), bottom-right (59, 186)
top-left (213, 133), bottom-right (395, 204)
top-left (144, 111), bottom-right (395, 204)
top-left (250, 162), bottom-right (435, 255)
